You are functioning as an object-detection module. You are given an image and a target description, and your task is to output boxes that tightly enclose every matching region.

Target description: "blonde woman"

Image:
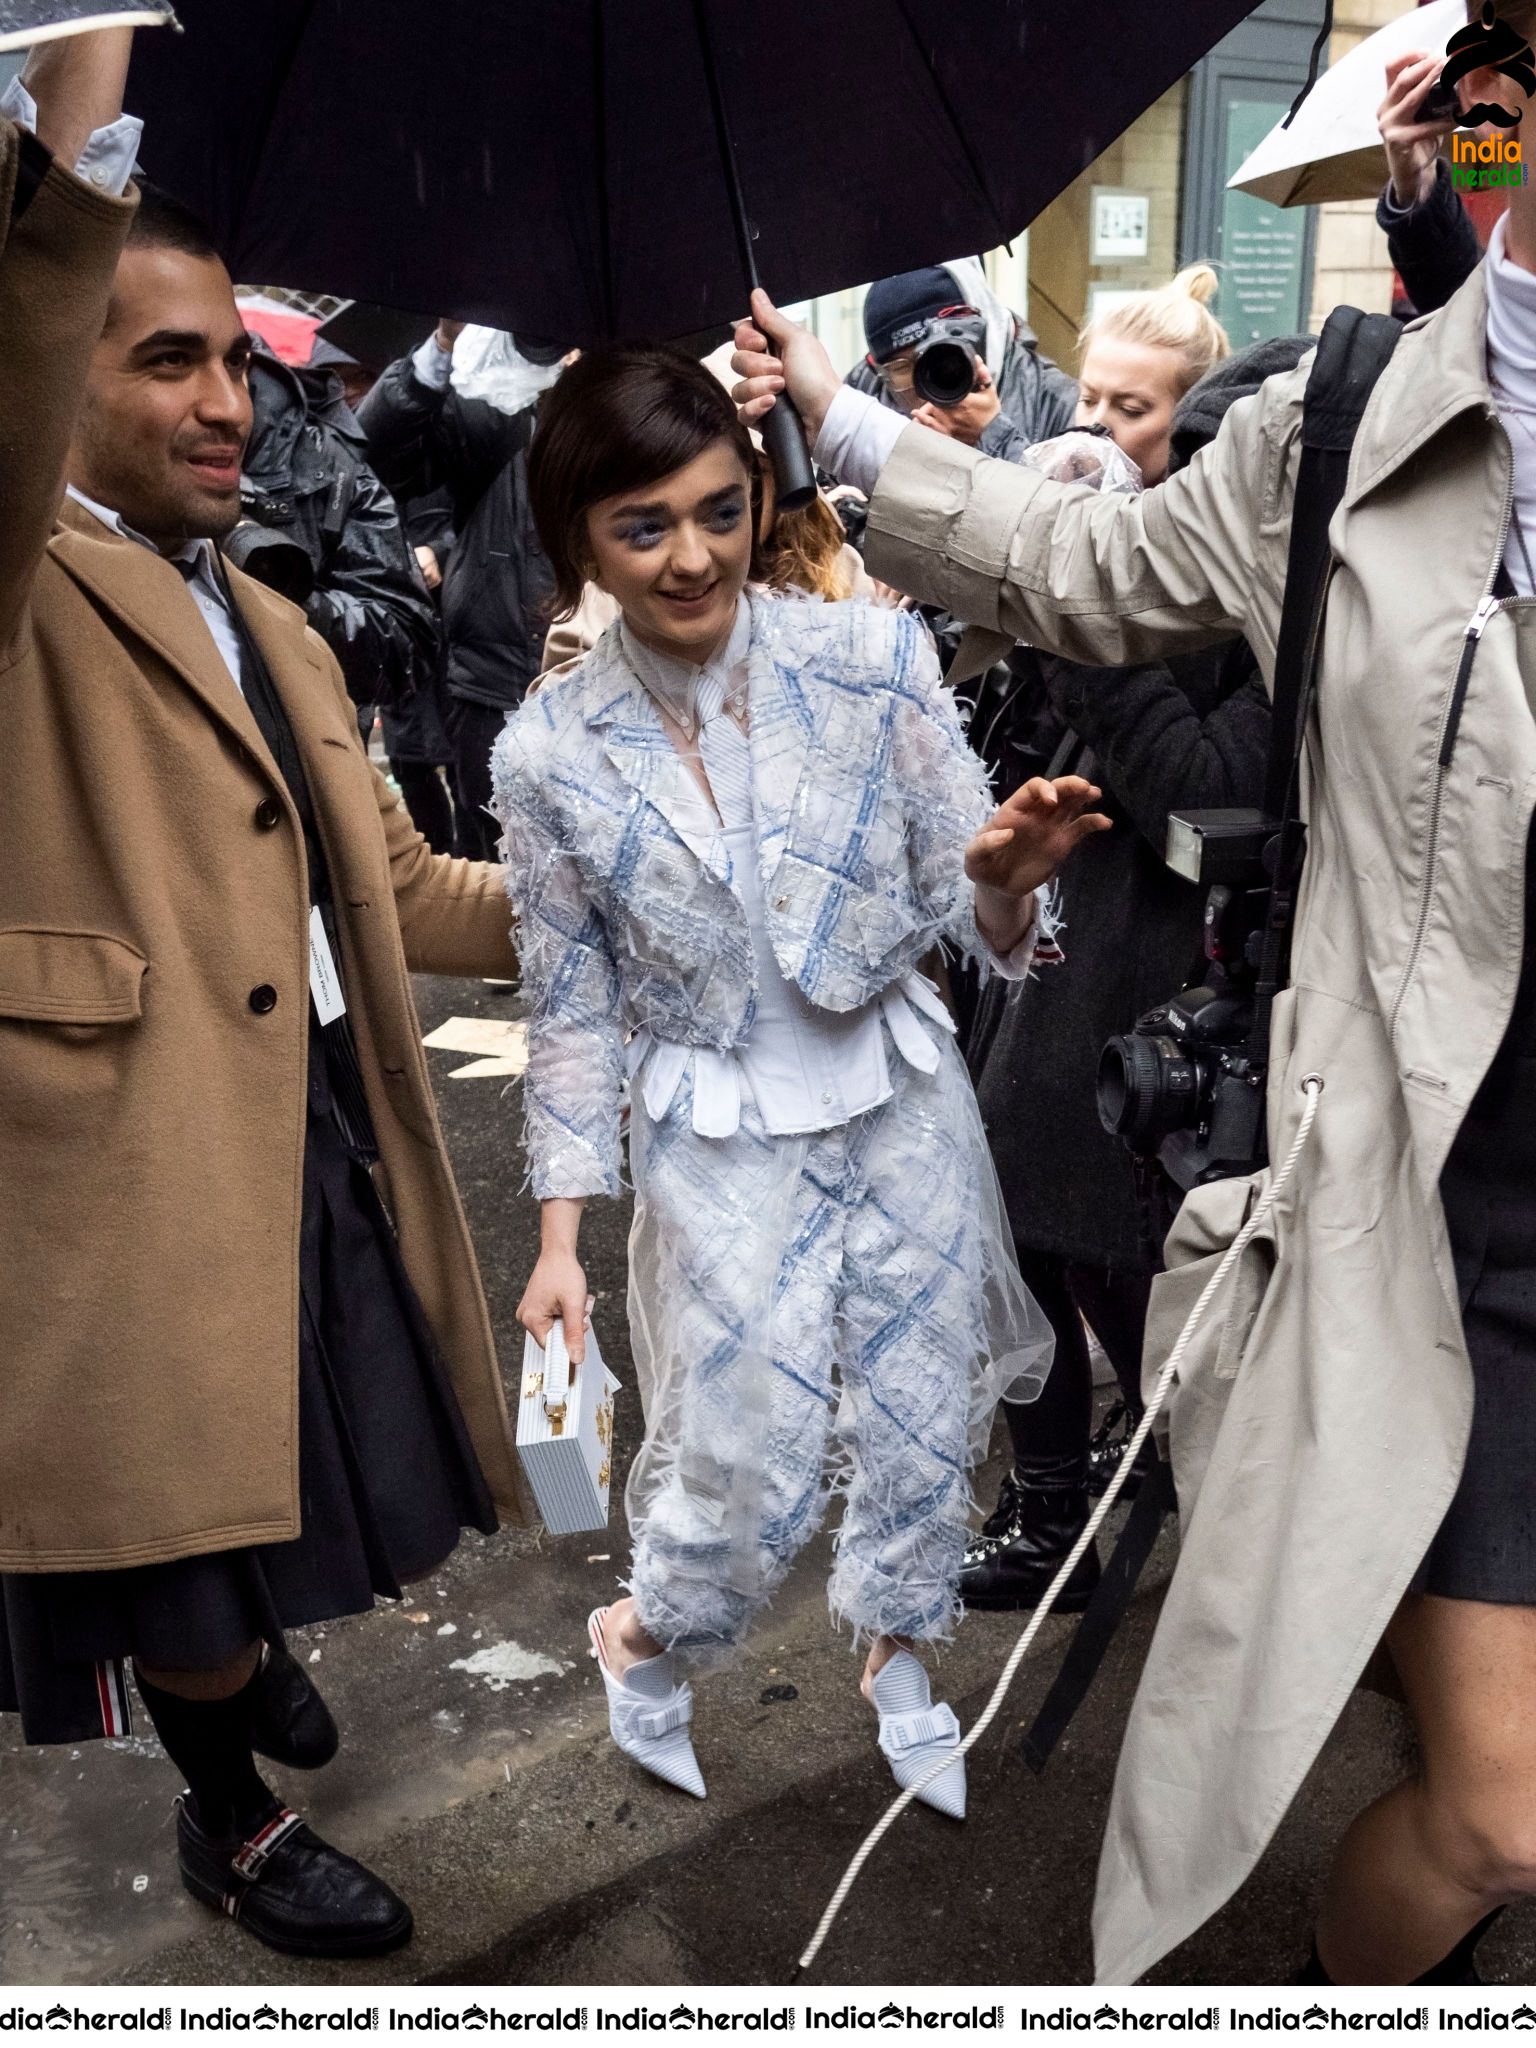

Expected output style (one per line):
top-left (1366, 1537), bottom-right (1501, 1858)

top-left (1073, 265), bottom-right (1229, 484)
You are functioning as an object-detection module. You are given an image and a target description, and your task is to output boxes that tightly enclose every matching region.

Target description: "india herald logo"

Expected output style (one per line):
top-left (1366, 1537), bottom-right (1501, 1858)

top-left (1446, 2), bottom-right (1536, 128)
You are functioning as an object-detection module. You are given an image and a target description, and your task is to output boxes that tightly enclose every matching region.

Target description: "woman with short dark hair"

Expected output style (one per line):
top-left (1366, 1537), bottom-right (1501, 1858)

top-left (491, 344), bottom-right (1102, 1812)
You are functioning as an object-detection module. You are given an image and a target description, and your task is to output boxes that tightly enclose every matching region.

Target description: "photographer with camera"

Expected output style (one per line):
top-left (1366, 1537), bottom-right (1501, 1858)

top-left (847, 260), bottom-right (1077, 458)
top-left (734, 0), bottom-right (1536, 1987)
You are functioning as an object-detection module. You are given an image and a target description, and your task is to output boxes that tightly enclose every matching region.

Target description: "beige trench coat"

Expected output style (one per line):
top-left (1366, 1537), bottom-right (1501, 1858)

top-left (864, 265), bottom-right (1525, 1983)
top-left (0, 130), bottom-right (525, 1572)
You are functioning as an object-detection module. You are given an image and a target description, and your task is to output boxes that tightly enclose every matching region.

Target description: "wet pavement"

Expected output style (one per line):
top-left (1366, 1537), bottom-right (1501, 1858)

top-left (4, 973), bottom-right (1535, 1989)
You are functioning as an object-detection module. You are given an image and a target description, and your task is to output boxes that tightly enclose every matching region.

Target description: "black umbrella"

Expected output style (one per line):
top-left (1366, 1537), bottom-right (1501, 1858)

top-left (128, 1), bottom-right (1264, 341)
top-left (127, 1), bottom-right (1262, 496)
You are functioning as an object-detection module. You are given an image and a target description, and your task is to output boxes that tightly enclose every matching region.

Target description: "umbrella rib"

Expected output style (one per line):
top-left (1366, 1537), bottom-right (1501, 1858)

top-left (1282, 0), bottom-right (1336, 127)
top-left (890, 0), bottom-right (1010, 249)
top-left (591, 0), bottom-right (617, 337)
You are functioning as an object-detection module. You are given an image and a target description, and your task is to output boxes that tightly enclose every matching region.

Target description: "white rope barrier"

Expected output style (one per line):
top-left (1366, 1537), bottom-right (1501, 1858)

top-left (797, 1073), bottom-right (1325, 1975)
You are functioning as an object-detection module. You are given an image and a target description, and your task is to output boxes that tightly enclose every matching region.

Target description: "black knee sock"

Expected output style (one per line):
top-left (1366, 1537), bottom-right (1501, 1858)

top-left (134, 1665), bottom-right (279, 1841)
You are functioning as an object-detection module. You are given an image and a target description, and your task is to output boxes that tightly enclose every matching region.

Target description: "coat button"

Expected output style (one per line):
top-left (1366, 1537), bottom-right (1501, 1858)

top-left (249, 983), bottom-right (278, 1014)
top-left (254, 797), bottom-right (282, 831)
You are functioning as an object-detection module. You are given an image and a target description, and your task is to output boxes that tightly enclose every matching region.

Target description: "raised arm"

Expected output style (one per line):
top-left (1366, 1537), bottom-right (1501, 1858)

top-left (1375, 50), bottom-right (1479, 317)
top-left (735, 291), bottom-right (1305, 685)
top-left (0, 30), bottom-right (139, 652)
top-left (359, 330), bottom-right (535, 517)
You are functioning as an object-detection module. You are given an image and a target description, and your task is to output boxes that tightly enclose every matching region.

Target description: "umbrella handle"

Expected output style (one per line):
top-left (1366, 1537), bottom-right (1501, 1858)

top-left (758, 389), bottom-right (817, 511)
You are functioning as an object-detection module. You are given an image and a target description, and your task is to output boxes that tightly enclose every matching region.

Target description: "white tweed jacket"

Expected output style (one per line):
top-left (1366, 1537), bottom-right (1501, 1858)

top-left (491, 593), bottom-right (1051, 1198)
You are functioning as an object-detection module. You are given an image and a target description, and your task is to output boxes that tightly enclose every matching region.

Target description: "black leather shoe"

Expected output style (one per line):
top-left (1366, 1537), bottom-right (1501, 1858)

top-left (960, 1453), bottom-right (1101, 1614)
top-left (247, 1643), bottom-right (340, 1770)
top-left (176, 1799), bottom-right (413, 1958)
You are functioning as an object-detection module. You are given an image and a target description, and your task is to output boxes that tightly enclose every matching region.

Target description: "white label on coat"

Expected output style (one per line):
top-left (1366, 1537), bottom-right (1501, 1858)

top-left (308, 907), bottom-right (346, 1025)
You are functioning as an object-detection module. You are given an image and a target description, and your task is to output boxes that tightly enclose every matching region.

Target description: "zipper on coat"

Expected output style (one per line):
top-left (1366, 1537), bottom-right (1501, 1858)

top-left (1438, 593), bottom-right (1502, 769)
top-left (1388, 441), bottom-right (1514, 1045)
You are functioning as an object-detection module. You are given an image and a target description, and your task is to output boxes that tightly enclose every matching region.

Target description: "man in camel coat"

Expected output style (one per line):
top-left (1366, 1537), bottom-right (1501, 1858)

top-left (0, 28), bottom-right (521, 1959)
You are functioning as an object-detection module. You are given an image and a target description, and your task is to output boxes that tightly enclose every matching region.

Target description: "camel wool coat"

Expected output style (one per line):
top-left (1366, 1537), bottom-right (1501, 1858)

top-left (0, 126), bottom-right (523, 1575)
top-left (862, 264), bottom-right (1524, 1982)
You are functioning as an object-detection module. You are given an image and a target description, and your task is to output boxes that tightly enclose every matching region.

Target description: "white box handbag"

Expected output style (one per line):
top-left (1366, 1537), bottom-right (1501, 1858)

top-left (515, 1319), bottom-right (620, 1537)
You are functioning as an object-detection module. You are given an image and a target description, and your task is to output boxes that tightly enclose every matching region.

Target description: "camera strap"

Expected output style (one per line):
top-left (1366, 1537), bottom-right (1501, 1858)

top-left (1252, 307), bottom-right (1402, 1061)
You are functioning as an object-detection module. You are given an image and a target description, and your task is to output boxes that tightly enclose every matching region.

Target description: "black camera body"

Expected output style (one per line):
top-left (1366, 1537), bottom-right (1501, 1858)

top-left (1098, 808), bottom-right (1281, 1205)
top-left (911, 312), bottom-right (987, 409)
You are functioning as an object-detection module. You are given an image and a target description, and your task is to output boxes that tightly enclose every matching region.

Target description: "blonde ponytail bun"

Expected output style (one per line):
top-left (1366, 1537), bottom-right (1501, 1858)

top-left (1169, 262), bottom-right (1221, 308)
top-left (1079, 261), bottom-right (1231, 398)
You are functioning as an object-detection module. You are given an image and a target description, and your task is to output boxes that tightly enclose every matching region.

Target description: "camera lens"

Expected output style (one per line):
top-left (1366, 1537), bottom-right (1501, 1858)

top-left (913, 338), bottom-right (978, 409)
top-left (1097, 1034), bottom-right (1203, 1150)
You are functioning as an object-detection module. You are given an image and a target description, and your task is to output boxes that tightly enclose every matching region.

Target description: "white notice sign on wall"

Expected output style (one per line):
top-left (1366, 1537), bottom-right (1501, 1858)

top-left (1092, 192), bottom-right (1151, 263)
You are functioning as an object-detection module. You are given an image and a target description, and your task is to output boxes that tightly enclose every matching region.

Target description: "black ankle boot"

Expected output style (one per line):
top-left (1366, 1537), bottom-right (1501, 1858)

top-left (1086, 1400), bottom-right (1158, 1499)
top-left (979, 1468), bottom-right (1025, 1541)
top-left (960, 1452), bottom-right (1101, 1614)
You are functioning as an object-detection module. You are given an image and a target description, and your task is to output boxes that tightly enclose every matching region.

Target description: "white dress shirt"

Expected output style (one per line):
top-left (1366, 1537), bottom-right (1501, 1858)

top-left (1486, 215), bottom-right (1536, 597)
top-left (0, 74), bottom-right (142, 195)
top-left (621, 599), bottom-right (957, 1139)
top-left (67, 490), bottom-right (248, 698)
top-left (813, 386), bottom-right (907, 500)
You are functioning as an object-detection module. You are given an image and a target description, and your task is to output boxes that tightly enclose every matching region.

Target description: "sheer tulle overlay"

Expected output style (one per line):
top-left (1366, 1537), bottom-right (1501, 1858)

top-left (623, 1026), bottom-right (1053, 1662)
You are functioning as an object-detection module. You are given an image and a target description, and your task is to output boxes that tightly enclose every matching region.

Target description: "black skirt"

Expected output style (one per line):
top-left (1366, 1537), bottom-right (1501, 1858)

top-left (0, 1102), bottom-right (497, 1746)
top-left (1415, 834), bottom-right (1536, 1604)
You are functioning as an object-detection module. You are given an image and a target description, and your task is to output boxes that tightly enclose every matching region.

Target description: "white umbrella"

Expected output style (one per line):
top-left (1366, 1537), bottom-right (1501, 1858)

top-left (1228, 0), bottom-right (1465, 209)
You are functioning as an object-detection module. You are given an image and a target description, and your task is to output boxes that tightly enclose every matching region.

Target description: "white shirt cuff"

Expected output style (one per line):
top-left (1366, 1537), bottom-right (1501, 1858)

top-left (1, 75), bottom-right (142, 196)
top-left (410, 334), bottom-right (454, 393)
top-left (983, 886), bottom-right (1064, 981)
top-left (813, 385), bottom-right (906, 497)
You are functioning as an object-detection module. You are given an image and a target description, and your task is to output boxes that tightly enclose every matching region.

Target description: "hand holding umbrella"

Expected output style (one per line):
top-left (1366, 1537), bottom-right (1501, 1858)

top-left (732, 290), bottom-right (841, 443)
top-left (1379, 50), bottom-right (1455, 208)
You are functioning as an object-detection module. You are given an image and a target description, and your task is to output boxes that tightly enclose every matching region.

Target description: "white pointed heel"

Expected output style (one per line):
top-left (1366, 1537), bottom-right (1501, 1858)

top-left (587, 1606), bottom-right (706, 1800)
top-left (869, 1649), bottom-right (967, 1820)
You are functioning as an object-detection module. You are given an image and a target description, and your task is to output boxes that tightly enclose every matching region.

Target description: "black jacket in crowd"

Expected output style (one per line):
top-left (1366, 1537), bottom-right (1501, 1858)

top-left (358, 352), bottom-right (556, 714)
top-left (228, 340), bottom-right (440, 711)
top-left (380, 486), bottom-right (457, 769)
top-left (968, 340), bottom-right (1315, 1275)
top-left (1376, 159), bottom-right (1481, 317)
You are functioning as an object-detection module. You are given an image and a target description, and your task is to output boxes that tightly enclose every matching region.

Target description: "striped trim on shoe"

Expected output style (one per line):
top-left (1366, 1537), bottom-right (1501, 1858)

top-left (226, 1808), bottom-right (305, 1918)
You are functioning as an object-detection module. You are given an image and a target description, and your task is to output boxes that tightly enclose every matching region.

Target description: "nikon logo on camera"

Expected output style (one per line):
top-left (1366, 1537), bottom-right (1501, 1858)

top-left (1451, 131), bottom-right (1529, 187)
